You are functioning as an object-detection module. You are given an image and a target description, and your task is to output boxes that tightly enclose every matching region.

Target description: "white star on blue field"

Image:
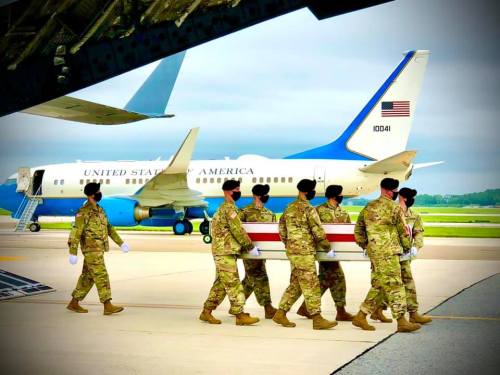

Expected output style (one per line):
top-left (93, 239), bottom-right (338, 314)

top-left (0, 0), bottom-right (498, 195)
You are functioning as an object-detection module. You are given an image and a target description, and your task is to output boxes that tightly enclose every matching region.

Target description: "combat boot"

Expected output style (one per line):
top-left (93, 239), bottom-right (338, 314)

top-left (66, 298), bottom-right (88, 313)
top-left (296, 302), bottom-right (312, 319)
top-left (312, 314), bottom-right (338, 330)
top-left (103, 300), bottom-right (124, 315)
top-left (409, 312), bottom-right (432, 324)
top-left (199, 309), bottom-right (221, 324)
top-left (397, 316), bottom-right (421, 332)
top-left (272, 309), bottom-right (296, 327)
top-left (370, 308), bottom-right (393, 323)
top-left (235, 312), bottom-right (260, 326)
top-left (352, 311), bottom-right (376, 331)
top-left (264, 304), bottom-right (278, 319)
top-left (336, 306), bottom-right (355, 321)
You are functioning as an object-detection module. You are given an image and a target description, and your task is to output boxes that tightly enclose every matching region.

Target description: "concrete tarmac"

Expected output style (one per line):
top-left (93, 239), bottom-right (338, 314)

top-left (0, 231), bottom-right (499, 374)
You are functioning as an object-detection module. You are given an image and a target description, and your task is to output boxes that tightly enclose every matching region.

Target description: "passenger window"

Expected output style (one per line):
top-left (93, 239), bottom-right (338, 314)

top-left (210, 178), bottom-right (214, 183)
top-left (86, 179), bottom-right (90, 184)
top-left (79, 179), bottom-right (84, 185)
top-left (281, 177), bottom-right (286, 183)
top-left (252, 177), bottom-right (257, 183)
top-left (196, 178), bottom-right (200, 183)
top-left (288, 177), bottom-right (293, 183)
top-left (139, 179), bottom-right (143, 184)
top-left (99, 179), bottom-right (103, 184)
top-left (238, 177), bottom-right (242, 182)
top-left (203, 178), bottom-right (207, 183)
top-left (54, 180), bottom-right (58, 185)
top-left (106, 179), bottom-right (110, 184)
top-left (274, 177), bottom-right (278, 183)
top-left (217, 178), bottom-right (222, 183)
top-left (132, 179), bottom-right (137, 184)
top-left (126, 179), bottom-right (130, 185)
top-left (60, 180), bottom-right (65, 186)
top-left (224, 177), bottom-right (229, 182)
top-left (266, 177), bottom-right (271, 183)
top-left (259, 177), bottom-right (264, 183)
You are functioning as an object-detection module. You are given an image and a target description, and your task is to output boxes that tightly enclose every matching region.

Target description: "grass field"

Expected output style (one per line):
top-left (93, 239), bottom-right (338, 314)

top-left (424, 227), bottom-right (500, 238)
top-left (0, 208), bottom-right (10, 215)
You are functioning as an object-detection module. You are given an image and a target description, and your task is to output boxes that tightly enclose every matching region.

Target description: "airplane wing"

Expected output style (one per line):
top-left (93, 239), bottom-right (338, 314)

top-left (133, 128), bottom-right (206, 210)
top-left (21, 96), bottom-right (174, 125)
top-left (359, 150), bottom-right (417, 174)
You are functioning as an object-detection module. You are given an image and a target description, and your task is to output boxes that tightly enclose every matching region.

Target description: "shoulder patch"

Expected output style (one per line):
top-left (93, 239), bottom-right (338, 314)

top-left (230, 211), bottom-right (238, 220)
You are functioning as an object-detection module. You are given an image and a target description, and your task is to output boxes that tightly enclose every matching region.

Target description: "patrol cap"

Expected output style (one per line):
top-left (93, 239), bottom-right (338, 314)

top-left (252, 184), bottom-right (270, 196)
top-left (83, 182), bottom-right (100, 196)
top-left (325, 184), bottom-right (343, 198)
top-left (222, 179), bottom-right (240, 191)
top-left (297, 179), bottom-right (316, 192)
top-left (399, 187), bottom-right (417, 198)
top-left (380, 178), bottom-right (399, 191)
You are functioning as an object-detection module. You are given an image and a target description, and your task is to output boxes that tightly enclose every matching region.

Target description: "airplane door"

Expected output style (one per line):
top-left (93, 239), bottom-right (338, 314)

top-left (314, 166), bottom-right (326, 193)
top-left (32, 170), bottom-right (44, 195)
top-left (16, 167), bottom-right (31, 192)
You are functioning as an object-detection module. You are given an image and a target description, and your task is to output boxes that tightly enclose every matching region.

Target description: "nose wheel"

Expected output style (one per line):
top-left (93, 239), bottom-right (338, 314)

top-left (173, 219), bottom-right (193, 235)
top-left (29, 222), bottom-right (41, 232)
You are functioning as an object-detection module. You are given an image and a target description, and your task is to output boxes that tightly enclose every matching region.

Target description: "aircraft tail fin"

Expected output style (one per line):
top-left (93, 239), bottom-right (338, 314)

top-left (359, 150), bottom-right (416, 174)
top-left (285, 50), bottom-right (430, 161)
top-left (124, 50), bottom-right (186, 117)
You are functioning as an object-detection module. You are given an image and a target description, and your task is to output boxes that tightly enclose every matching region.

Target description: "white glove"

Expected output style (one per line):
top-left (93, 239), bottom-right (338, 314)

top-left (326, 249), bottom-right (336, 258)
top-left (249, 246), bottom-right (261, 256)
top-left (69, 254), bottom-right (78, 265)
top-left (410, 246), bottom-right (418, 257)
top-left (121, 243), bottom-right (130, 253)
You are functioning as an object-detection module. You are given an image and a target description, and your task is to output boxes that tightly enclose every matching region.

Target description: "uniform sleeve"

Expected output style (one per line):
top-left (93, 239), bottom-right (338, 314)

top-left (344, 210), bottom-right (352, 224)
top-left (237, 208), bottom-right (246, 222)
top-left (354, 209), bottom-right (368, 249)
top-left (307, 206), bottom-right (329, 250)
top-left (227, 207), bottom-right (253, 250)
top-left (412, 214), bottom-right (424, 249)
top-left (106, 215), bottom-right (124, 247)
top-left (68, 213), bottom-right (85, 255)
top-left (278, 214), bottom-right (287, 244)
top-left (394, 206), bottom-right (411, 252)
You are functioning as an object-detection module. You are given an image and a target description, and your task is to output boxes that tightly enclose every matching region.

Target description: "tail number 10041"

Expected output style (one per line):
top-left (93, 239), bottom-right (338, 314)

top-left (373, 125), bottom-right (391, 132)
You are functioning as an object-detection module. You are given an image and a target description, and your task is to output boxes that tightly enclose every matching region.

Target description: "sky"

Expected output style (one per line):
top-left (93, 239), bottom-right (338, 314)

top-left (0, 0), bottom-right (499, 195)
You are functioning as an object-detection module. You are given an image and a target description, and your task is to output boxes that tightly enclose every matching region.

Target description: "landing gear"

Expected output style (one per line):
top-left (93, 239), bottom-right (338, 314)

top-left (173, 219), bottom-right (193, 235)
top-left (29, 222), bottom-right (41, 232)
top-left (200, 220), bottom-right (210, 235)
top-left (203, 235), bottom-right (212, 244)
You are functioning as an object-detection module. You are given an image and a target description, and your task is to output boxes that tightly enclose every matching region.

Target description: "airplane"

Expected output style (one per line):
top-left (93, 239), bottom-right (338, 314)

top-left (0, 50), bottom-right (440, 240)
top-left (20, 51), bottom-right (185, 125)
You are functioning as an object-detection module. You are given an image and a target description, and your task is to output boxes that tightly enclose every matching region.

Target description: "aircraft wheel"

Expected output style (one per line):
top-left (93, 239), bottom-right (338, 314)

top-left (29, 222), bottom-right (41, 232)
top-left (200, 220), bottom-right (210, 235)
top-left (203, 235), bottom-right (212, 244)
top-left (173, 220), bottom-right (187, 235)
top-left (184, 219), bottom-right (193, 234)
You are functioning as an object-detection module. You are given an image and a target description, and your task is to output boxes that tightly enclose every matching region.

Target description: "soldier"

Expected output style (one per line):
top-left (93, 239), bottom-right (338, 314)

top-left (66, 182), bottom-right (129, 315)
top-left (273, 179), bottom-right (337, 330)
top-left (238, 184), bottom-right (278, 319)
top-left (352, 178), bottom-right (421, 333)
top-left (296, 185), bottom-right (355, 321)
top-left (200, 179), bottom-right (260, 326)
top-left (371, 188), bottom-right (432, 325)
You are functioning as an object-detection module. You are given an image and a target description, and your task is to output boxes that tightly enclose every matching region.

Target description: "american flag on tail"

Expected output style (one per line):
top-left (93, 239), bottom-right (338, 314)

top-left (381, 101), bottom-right (410, 117)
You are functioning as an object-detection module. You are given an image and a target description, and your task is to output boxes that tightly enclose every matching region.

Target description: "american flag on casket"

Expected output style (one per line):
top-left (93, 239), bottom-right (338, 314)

top-left (240, 223), bottom-right (369, 262)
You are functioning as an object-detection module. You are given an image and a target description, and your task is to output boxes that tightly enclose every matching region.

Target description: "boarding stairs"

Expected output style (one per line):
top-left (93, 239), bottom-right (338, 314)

top-left (13, 188), bottom-right (42, 232)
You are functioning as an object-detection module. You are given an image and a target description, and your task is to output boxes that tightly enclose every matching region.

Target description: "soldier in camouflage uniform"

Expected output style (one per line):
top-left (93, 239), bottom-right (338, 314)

top-left (200, 179), bottom-right (260, 326)
top-left (372, 188), bottom-right (432, 325)
top-left (238, 184), bottom-right (278, 319)
top-left (296, 185), bottom-right (355, 321)
top-left (273, 179), bottom-right (338, 330)
top-left (352, 178), bottom-right (421, 333)
top-left (66, 182), bottom-right (129, 315)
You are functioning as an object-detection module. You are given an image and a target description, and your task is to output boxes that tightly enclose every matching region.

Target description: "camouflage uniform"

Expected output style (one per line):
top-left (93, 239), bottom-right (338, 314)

top-left (238, 203), bottom-right (276, 306)
top-left (378, 208), bottom-right (424, 312)
top-left (354, 196), bottom-right (411, 319)
top-left (203, 201), bottom-right (253, 314)
top-left (68, 201), bottom-right (123, 303)
top-left (278, 199), bottom-right (330, 315)
top-left (316, 202), bottom-right (351, 307)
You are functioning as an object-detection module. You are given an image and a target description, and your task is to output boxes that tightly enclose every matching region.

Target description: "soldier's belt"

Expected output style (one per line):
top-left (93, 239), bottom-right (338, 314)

top-left (241, 223), bottom-right (367, 262)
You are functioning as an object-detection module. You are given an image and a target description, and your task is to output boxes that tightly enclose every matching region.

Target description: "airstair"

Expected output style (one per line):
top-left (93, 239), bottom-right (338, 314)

top-left (13, 187), bottom-right (42, 232)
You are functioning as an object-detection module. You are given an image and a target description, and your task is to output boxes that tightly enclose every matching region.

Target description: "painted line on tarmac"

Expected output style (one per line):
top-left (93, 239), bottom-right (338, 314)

top-left (427, 315), bottom-right (500, 321)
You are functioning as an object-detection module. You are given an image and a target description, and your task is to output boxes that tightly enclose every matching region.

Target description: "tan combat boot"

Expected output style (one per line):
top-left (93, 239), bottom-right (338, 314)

top-left (352, 311), bottom-right (376, 331)
top-left (396, 316), bottom-right (421, 332)
top-left (370, 308), bottom-right (393, 323)
top-left (199, 309), bottom-right (222, 324)
top-left (264, 304), bottom-right (278, 319)
top-left (312, 314), bottom-right (338, 330)
top-left (409, 312), bottom-right (432, 324)
top-left (235, 312), bottom-right (260, 326)
top-left (103, 300), bottom-right (124, 315)
top-left (336, 306), bottom-right (355, 321)
top-left (66, 298), bottom-right (88, 313)
top-left (272, 309), bottom-right (296, 327)
top-left (296, 302), bottom-right (312, 319)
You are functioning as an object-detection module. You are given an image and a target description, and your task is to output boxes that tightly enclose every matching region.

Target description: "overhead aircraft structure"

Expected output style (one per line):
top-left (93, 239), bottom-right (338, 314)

top-left (0, 0), bottom-right (393, 117)
top-left (0, 50), bottom-right (441, 238)
top-left (21, 51), bottom-right (185, 125)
